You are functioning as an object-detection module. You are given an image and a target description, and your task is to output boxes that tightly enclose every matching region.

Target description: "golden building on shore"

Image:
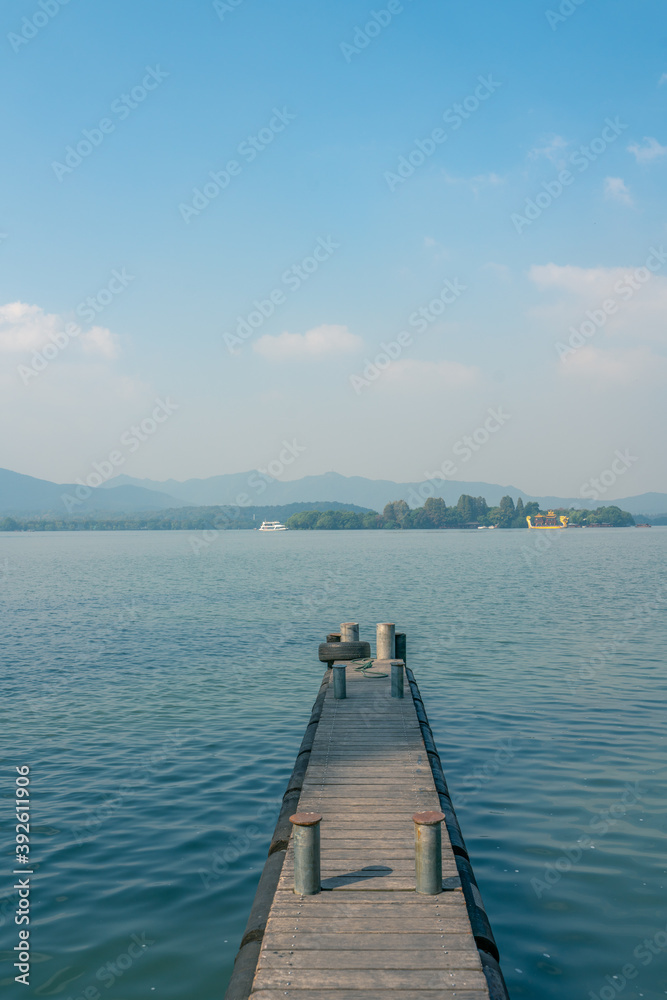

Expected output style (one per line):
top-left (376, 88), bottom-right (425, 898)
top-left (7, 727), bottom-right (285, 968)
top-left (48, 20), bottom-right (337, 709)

top-left (526, 510), bottom-right (569, 529)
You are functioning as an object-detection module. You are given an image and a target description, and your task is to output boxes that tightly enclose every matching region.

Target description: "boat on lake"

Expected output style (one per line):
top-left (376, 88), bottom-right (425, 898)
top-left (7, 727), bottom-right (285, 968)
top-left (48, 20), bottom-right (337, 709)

top-left (526, 510), bottom-right (569, 530)
top-left (258, 520), bottom-right (287, 531)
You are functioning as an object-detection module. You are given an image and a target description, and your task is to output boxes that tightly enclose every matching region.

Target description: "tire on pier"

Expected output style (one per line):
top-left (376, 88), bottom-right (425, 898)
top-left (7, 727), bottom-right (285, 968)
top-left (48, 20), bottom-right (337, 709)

top-left (318, 641), bottom-right (370, 664)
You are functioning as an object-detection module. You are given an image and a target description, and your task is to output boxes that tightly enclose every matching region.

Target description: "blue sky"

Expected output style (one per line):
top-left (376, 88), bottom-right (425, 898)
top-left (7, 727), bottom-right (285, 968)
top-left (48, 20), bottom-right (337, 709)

top-left (1, 0), bottom-right (666, 498)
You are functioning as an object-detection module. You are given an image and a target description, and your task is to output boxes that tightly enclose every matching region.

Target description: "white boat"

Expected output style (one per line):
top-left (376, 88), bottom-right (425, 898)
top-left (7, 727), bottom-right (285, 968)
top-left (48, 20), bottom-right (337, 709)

top-left (258, 520), bottom-right (287, 531)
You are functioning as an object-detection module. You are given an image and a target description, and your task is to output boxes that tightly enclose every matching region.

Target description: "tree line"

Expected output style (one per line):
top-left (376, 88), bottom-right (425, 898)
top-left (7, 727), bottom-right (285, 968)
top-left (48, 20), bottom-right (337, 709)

top-left (286, 495), bottom-right (635, 530)
top-left (0, 495), bottom-right (635, 532)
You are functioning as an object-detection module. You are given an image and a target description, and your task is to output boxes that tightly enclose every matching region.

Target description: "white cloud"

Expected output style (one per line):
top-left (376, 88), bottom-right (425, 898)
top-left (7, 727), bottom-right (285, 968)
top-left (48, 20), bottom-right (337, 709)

top-left (603, 176), bottom-right (633, 205)
top-left (0, 302), bottom-right (61, 352)
top-left (659, 73), bottom-right (667, 86)
top-left (529, 262), bottom-right (615, 295)
top-left (627, 136), bottom-right (667, 163)
top-left (0, 301), bottom-right (119, 358)
top-left (528, 134), bottom-right (569, 164)
top-left (253, 324), bottom-right (363, 361)
top-left (559, 345), bottom-right (665, 384)
top-left (528, 261), bottom-right (667, 353)
top-left (80, 325), bottom-right (120, 359)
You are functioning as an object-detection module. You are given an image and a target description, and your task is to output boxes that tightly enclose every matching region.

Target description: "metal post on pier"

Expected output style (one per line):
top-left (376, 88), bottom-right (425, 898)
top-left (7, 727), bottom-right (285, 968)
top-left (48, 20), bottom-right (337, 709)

top-left (340, 622), bottom-right (359, 641)
top-left (395, 631), bottom-right (406, 663)
top-left (391, 660), bottom-right (404, 698)
top-left (413, 810), bottom-right (445, 895)
top-left (376, 622), bottom-right (396, 659)
top-left (333, 664), bottom-right (347, 699)
top-left (289, 813), bottom-right (322, 895)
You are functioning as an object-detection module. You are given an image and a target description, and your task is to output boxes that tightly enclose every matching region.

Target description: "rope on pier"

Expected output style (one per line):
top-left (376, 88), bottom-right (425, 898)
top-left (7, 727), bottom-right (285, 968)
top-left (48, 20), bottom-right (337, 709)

top-left (350, 658), bottom-right (389, 678)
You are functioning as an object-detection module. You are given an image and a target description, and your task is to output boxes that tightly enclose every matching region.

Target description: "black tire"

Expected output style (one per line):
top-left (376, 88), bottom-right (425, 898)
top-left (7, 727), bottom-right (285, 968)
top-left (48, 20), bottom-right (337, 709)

top-left (318, 641), bottom-right (371, 663)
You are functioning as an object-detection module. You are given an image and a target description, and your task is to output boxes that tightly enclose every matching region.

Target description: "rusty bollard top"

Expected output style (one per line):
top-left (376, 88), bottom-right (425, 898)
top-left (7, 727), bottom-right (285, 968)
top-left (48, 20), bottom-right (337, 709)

top-left (412, 810), bottom-right (445, 826)
top-left (290, 812), bottom-right (322, 826)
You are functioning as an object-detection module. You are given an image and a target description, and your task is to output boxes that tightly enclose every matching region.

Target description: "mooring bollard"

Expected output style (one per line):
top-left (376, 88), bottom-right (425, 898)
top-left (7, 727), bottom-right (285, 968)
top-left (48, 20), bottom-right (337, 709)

top-left (391, 660), bottom-right (404, 698)
top-left (340, 622), bottom-right (359, 641)
top-left (395, 631), bottom-right (406, 663)
top-left (333, 664), bottom-right (347, 699)
top-left (376, 622), bottom-right (396, 659)
top-left (413, 810), bottom-right (444, 894)
top-left (290, 812), bottom-right (322, 895)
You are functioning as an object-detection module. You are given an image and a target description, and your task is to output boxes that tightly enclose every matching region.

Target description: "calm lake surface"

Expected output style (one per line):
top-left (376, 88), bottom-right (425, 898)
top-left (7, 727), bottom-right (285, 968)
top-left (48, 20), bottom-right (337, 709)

top-left (1, 528), bottom-right (666, 999)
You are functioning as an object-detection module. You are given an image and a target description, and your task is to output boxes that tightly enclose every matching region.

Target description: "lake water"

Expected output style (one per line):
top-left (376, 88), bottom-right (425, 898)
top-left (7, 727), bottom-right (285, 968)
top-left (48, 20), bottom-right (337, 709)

top-left (1, 527), bottom-right (666, 1000)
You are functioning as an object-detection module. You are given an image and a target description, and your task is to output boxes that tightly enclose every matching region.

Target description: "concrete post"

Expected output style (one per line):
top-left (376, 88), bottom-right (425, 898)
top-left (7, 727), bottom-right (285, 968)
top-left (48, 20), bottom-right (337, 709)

top-left (290, 813), bottom-right (322, 895)
top-left (333, 664), bottom-right (347, 699)
top-left (376, 623), bottom-right (396, 660)
top-left (340, 622), bottom-right (359, 641)
top-left (413, 810), bottom-right (444, 895)
top-left (395, 632), bottom-right (407, 664)
top-left (391, 660), bottom-right (404, 698)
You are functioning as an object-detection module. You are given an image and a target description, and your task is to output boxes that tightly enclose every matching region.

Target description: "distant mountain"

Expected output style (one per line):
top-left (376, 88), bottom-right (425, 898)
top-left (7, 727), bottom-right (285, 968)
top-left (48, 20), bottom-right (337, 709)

top-left (3, 466), bottom-right (666, 518)
top-left (0, 468), bottom-right (188, 515)
top-left (613, 493), bottom-right (667, 516)
top-left (102, 471), bottom-right (667, 516)
top-left (103, 470), bottom-right (532, 509)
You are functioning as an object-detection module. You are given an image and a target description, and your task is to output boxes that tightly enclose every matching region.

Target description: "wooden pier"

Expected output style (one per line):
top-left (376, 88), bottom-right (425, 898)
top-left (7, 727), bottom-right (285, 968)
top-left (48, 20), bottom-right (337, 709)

top-left (225, 628), bottom-right (509, 1000)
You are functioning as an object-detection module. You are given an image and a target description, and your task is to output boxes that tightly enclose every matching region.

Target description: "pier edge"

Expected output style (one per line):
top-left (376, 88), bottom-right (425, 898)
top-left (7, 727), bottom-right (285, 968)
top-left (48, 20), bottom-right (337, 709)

top-left (223, 667), bottom-right (331, 1000)
top-left (405, 665), bottom-right (511, 1000)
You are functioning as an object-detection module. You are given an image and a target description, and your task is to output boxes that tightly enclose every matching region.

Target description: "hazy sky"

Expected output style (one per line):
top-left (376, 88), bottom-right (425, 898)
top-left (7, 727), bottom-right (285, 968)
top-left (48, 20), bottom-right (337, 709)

top-left (1, 0), bottom-right (666, 498)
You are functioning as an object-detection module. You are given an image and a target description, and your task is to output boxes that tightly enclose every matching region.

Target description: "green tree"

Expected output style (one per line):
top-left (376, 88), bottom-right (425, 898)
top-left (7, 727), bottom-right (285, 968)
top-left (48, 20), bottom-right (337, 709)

top-left (362, 511), bottom-right (382, 529)
top-left (498, 495), bottom-right (515, 526)
top-left (589, 505), bottom-right (634, 526)
top-left (383, 500), bottom-right (410, 527)
top-left (473, 497), bottom-right (489, 521)
top-left (456, 494), bottom-right (475, 522)
top-left (486, 506), bottom-right (501, 526)
top-left (411, 507), bottom-right (435, 528)
top-left (315, 511), bottom-right (341, 529)
top-left (444, 506), bottom-right (464, 527)
top-left (511, 497), bottom-right (526, 528)
top-left (286, 510), bottom-right (321, 529)
top-left (423, 497), bottom-right (448, 527)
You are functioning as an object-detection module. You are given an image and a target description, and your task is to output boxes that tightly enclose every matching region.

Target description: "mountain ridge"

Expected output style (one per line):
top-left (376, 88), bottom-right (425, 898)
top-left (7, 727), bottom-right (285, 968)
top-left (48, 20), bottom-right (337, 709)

top-left (1, 466), bottom-right (665, 516)
top-left (0, 468), bottom-right (188, 514)
top-left (101, 470), bottom-right (667, 516)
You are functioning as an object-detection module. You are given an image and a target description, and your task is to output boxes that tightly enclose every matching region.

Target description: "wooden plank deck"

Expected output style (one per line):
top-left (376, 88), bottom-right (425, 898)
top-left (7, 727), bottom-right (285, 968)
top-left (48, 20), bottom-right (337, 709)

top-left (250, 662), bottom-right (491, 999)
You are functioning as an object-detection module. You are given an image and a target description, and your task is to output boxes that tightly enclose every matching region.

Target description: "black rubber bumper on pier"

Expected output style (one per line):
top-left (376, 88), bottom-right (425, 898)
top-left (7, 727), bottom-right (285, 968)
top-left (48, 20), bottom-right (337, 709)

top-left (405, 666), bottom-right (511, 1000)
top-left (223, 669), bottom-right (331, 1000)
